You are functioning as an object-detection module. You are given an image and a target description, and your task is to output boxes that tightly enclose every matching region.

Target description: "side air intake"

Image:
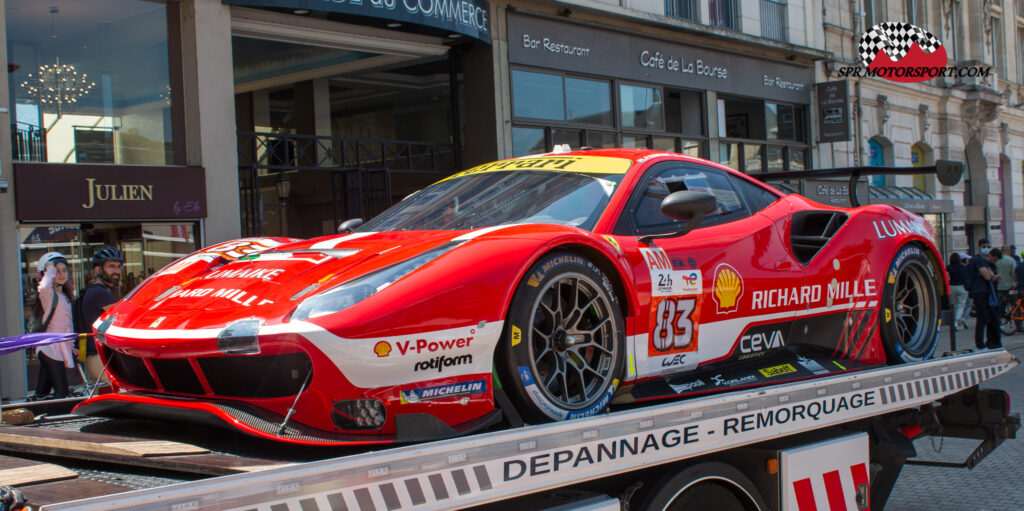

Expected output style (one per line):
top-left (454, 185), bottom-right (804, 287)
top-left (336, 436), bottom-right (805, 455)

top-left (790, 211), bottom-right (848, 264)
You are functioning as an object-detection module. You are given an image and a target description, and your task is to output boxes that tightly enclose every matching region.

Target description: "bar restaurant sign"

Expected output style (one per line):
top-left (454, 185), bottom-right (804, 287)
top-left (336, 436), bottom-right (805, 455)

top-left (14, 163), bottom-right (207, 221)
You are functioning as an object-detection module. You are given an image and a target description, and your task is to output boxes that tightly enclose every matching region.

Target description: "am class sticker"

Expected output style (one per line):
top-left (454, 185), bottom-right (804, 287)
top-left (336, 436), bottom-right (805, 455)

top-left (640, 247), bottom-right (702, 297)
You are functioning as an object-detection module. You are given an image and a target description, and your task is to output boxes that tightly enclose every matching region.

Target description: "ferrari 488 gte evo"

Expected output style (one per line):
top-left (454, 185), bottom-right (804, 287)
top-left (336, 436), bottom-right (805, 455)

top-left (76, 149), bottom-right (958, 445)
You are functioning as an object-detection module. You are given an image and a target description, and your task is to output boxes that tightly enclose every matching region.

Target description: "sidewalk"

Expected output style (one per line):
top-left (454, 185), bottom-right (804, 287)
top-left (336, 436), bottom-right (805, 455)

top-left (886, 317), bottom-right (1024, 510)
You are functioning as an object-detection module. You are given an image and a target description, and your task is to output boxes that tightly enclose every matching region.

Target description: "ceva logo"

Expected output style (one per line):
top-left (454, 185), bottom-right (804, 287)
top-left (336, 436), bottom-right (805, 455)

top-left (859, 22), bottom-right (946, 83)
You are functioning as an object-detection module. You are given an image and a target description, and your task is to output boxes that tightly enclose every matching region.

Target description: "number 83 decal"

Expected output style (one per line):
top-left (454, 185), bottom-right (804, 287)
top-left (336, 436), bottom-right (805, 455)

top-left (650, 296), bottom-right (699, 354)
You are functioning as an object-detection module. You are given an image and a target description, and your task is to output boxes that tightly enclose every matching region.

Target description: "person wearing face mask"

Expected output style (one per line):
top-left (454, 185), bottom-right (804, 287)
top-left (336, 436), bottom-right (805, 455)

top-left (967, 240), bottom-right (1002, 349)
top-left (32, 252), bottom-right (76, 399)
top-left (78, 246), bottom-right (124, 384)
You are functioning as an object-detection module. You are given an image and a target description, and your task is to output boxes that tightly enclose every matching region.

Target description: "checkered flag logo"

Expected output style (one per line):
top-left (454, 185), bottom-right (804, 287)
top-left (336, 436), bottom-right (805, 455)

top-left (859, 22), bottom-right (942, 66)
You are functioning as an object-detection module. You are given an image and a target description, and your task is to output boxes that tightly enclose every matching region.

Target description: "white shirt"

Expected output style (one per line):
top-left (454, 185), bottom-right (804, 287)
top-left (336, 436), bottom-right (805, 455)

top-left (37, 269), bottom-right (75, 368)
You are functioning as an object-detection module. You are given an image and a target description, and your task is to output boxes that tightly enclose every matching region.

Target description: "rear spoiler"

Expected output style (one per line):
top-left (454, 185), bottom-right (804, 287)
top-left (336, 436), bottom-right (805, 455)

top-left (752, 160), bottom-right (963, 207)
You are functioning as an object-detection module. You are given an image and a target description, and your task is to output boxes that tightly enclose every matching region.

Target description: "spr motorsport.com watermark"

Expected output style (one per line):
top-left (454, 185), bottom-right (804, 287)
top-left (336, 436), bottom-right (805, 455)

top-left (833, 22), bottom-right (992, 83)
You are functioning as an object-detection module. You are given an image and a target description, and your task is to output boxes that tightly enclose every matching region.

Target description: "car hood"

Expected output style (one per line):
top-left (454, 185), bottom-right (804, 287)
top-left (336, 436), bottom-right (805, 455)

top-left (114, 231), bottom-right (478, 329)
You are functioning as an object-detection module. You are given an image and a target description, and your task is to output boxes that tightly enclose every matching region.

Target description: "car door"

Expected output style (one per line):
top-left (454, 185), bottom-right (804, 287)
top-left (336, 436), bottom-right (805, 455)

top-left (614, 161), bottom-right (806, 380)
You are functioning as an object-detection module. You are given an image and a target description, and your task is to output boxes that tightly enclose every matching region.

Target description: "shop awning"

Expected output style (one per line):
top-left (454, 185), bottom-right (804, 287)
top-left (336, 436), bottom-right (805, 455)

top-left (867, 186), bottom-right (954, 215)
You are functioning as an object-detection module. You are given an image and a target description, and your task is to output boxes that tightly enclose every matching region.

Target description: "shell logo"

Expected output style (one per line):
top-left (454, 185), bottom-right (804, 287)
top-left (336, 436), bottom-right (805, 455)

top-left (713, 264), bottom-right (743, 313)
top-left (374, 341), bottom-right (392, 358)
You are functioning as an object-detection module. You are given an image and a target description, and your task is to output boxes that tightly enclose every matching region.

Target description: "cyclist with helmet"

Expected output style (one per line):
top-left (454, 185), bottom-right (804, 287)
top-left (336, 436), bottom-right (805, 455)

top-left (33, 252), bottom-right (76, 399)
top-left (79, 246), bottom-right (124, 384)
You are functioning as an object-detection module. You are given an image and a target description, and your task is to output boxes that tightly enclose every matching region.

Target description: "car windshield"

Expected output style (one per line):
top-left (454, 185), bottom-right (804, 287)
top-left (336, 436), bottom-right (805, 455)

top-left (360, 171), bottom-right (623, 231)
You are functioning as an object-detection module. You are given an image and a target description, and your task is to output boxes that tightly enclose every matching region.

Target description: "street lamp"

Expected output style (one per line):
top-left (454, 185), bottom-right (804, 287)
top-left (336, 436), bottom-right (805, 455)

top-left (276, 175), bottom-right (291, 235)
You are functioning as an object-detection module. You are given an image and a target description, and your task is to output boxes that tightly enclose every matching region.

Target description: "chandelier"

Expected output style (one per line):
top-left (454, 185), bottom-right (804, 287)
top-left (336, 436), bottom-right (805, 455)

top-left (19, 7), bottom-right (95, 115)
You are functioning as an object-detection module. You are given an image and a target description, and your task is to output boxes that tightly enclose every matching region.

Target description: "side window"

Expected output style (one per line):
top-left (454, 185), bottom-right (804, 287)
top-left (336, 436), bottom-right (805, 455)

top-left (731, 176), bottom-right (782, 214)
top-left (619, 163), bottom-right (749, 235)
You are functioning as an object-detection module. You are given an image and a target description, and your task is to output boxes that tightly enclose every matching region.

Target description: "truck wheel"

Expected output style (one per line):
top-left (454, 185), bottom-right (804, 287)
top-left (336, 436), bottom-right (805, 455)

top-left (639, 462), bottom-right (764, 511)
top-left (500, 252), bottom-right (624, 423)
top-left (880, 245), bottom-right (940, 363)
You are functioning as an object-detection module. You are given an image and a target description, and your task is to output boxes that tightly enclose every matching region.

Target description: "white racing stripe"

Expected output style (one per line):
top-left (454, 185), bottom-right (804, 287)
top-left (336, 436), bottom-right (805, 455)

top-left (452, 224), bottom-right (526, 241)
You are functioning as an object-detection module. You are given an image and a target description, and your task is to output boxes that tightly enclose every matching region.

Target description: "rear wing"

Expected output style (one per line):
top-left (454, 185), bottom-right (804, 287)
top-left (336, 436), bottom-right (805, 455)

top-left (753, 160), bottom-right (963, 207)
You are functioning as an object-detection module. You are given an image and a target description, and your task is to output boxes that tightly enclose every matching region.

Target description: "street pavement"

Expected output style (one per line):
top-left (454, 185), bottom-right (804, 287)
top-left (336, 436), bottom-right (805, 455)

top-left (886, 320), bottom-right (1024, 511)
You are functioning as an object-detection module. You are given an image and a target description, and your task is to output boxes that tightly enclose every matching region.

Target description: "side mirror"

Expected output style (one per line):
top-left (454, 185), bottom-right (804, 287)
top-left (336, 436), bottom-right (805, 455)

top-left (337, 218), bottom-right (364, 234)
top-left (639, 191), bottom-right (717, 244)
top-left (660, 190), bottom-right (718, 222)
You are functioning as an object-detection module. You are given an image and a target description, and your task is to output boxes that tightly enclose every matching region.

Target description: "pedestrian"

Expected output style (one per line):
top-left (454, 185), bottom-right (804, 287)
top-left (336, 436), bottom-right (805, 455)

top-left (946, 252), bottom-right (969, 331)
top-left (967, 240), bottom-right (1001, 349)
top-left (78, 246), bottom-right (124, 385)
top-left (1016, 251), bottom-right (1024, 331)
top-left (33, 252), bottom-right (76, 399)
top-left (1011, 245), bottom-right (1021, 264)
top-left (996, 245), bottom-right (1017, 305)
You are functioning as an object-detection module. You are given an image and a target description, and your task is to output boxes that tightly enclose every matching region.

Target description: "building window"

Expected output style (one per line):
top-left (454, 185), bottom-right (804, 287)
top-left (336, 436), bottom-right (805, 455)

top-left (991, 16), bottom-right (1005, 71)
top-left (7, 1), bottom-right (175, 165)
top-left (864, 0), bottom-right (887, 29)
top-left (709, 0), bottom-right (737, 29)
top-left (760, 0), bottom-right (787, 42)
top-left (949, 1), bottom-right (960, 60)
top-left (717, 96), bottom-right (808, 173)
top-left (905, 0), bottom-right (926, 26)
top-left (1017, 27), bottom-right (1024, 83)
top-left (665, 0), bottom-right (698, 21)
top-left (620, 84), bottom-right (664, 130)
top-left (510, 68), bottom-right (706, 157)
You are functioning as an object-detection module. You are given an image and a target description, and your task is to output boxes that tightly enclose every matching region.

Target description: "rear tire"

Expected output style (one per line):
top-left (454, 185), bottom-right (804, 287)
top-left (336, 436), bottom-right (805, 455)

top-left (637, 462), bottom-right (764, 511)
top-left (879, 245), bottom-right (940, 363)
top-left (499, 252), bottom-right (625, 423)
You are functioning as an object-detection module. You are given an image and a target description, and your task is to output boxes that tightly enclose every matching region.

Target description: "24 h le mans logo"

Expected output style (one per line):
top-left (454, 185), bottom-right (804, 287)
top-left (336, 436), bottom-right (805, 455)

top-left (858, 22), bottom-right (946, 83)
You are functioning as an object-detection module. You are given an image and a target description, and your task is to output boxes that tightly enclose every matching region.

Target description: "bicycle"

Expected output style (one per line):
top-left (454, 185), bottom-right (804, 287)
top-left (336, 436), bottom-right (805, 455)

top-left (999, 289), bottom-right (1024, 335)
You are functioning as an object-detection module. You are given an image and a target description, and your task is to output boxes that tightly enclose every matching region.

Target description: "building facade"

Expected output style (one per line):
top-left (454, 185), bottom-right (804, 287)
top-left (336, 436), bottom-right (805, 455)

top-left (818, 0), bottom-right (1024, 254)
top-left (0, 0), bottom-right (1021, 398)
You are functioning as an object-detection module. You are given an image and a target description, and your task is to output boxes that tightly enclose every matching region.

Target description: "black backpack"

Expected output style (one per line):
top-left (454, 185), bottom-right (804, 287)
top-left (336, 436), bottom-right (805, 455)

top-left (72, 285), bottom-right (101, 334)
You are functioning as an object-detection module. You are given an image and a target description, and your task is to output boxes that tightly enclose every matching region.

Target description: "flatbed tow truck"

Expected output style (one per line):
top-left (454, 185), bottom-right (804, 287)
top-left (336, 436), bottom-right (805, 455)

top-left (0, 347), bottom-right (1017, 511)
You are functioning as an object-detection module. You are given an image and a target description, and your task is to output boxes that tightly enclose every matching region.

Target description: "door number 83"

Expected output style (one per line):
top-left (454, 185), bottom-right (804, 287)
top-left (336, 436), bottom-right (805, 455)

top-left (652, 297), bottom-right (696, 351)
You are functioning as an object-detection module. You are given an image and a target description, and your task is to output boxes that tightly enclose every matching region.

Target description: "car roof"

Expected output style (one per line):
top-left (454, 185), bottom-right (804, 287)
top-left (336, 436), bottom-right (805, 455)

top-left (533, 148), bottom-right (783, 193)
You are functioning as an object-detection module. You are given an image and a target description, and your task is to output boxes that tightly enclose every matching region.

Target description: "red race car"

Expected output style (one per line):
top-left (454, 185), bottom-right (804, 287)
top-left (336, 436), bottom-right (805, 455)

top-left (77, 149), bottom-right (961, 445)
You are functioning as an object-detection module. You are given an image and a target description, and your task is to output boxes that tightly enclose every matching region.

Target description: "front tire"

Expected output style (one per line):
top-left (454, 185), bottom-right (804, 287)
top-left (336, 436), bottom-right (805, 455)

top-left (879, 245), bottom-right (940, 363)
top-left (500, 252), bottom-right (625, 423)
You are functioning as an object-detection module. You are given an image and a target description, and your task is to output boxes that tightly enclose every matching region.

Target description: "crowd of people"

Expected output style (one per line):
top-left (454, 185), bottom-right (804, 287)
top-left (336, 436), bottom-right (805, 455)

top-left (27, 246), bottom-right (124, 400)
top-left (946, 239), bottom-right (1024, 351)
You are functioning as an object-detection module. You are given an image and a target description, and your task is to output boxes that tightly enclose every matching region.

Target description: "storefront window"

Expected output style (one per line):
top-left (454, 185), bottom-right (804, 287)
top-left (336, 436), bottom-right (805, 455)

top-left (719, 95), bottom-right (808, 172)
top-left (7, 1), bottom-right (174, 164)
top-left (766, 146), bottom-right (784, 171)
top-left (587, 131), bottom-right (617, 149)
top-left (511, 69), bottom-right (704, 155)
top-left (552, 128), bottom-right (582, 149)
top-left (744, 144), bottom-right (763, 173)
top-left (20, 222), bottom-right (198, 331)
top-left (566, 78), bottom-right (612, 125)
top-left (622, 135), bottom-right (649, 149)
top-left (620, 84), bottom-right (664, 130)
top-left (512, 69), bottom-right (565, 120)
top-left (512, 126), bottom-right (546, 156)
top-left (719, 142), bottom-right (740, 170)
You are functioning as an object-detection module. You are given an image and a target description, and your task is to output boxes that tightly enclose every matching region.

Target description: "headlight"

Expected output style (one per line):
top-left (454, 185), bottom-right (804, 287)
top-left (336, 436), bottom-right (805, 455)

top-left (290, 242), bottom-right (461, 321)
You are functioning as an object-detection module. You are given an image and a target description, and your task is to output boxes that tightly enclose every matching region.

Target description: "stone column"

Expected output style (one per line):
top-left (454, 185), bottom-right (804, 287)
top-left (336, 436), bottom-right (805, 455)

top-left (180, 0), bottom-right (241, 245)
top-left (0, 0), bottom-right (28, 400)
